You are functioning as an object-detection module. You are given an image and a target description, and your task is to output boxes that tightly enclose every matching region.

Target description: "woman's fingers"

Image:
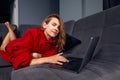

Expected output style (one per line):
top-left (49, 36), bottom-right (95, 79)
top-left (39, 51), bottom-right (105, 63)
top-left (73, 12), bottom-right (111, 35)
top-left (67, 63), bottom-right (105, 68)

top-left (56, 53), bottom-right (69, 63)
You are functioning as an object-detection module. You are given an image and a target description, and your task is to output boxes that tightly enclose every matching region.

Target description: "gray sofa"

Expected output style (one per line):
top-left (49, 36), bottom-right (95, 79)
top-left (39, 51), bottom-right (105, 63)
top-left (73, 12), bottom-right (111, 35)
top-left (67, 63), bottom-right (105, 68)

top-left (1, 4), bottom-right (120, 80)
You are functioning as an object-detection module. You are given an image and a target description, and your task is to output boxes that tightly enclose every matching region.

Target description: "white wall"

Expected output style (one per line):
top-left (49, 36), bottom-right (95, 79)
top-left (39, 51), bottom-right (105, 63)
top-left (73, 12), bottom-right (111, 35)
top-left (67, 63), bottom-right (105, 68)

top-left (83, 0), bottom-right (103, 17)
top-left (11, 0), bottom-right (103, 25)
top-left (60, 0), bottom-right (83, 22)
top-left (12, 0), bottom-right (53, 25)
top-left (19, 0), bottom-right (52, 25)
top-left (60, 0), bottom-right (103, 21)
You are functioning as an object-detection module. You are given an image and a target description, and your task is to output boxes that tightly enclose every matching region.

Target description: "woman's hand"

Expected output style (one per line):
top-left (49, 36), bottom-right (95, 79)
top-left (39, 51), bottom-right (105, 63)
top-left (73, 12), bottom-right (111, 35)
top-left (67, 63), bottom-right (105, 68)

top-left (47, 53), bottom-right (69, 65)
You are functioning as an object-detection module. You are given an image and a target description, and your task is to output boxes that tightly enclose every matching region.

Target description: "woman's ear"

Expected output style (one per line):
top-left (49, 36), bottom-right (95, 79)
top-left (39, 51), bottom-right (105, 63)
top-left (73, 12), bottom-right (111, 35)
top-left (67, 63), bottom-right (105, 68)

top-left (42, 22), bottom-right (47, 29)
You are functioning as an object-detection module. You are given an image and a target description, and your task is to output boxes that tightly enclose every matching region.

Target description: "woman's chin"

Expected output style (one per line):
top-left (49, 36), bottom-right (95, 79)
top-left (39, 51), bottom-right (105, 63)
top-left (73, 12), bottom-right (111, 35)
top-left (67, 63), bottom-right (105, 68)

top-left (50, 34), bottom-right (57, 38)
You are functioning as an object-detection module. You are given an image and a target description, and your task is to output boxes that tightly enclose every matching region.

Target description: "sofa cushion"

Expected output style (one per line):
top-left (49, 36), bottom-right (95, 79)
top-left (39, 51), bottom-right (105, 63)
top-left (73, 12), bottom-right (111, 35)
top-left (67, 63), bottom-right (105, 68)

top-left (63, 34), bottom-right (81, 52)
top-left (64, 20), bottom-right (75, 35)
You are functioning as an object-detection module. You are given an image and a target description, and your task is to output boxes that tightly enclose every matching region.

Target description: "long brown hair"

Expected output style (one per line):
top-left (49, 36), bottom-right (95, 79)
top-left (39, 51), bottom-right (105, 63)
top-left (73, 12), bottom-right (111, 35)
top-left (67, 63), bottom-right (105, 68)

top-left (41, 14), bottom-right (66, 52)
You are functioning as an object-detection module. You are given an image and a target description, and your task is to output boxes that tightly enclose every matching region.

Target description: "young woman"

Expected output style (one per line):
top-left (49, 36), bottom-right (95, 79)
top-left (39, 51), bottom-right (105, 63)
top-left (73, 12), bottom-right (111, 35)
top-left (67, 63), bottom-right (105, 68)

top-left (0, 14), bottom-right (69, 70)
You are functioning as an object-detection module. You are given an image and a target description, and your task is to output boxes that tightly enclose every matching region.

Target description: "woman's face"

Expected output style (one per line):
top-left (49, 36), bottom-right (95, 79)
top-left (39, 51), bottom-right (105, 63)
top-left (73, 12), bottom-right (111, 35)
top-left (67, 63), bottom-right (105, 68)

top-left (43, 17), bottom-right (60, 40)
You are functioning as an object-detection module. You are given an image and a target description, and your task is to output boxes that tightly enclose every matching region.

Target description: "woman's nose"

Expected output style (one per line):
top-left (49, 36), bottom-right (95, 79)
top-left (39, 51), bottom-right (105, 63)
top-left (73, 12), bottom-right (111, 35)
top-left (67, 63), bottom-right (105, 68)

top-left (55, 27), bottom-right (59, 32)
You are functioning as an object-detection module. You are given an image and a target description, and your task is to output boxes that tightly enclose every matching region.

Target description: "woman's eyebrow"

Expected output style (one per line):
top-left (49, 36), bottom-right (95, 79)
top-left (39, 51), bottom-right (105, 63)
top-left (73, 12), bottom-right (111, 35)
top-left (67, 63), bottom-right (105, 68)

top-left (53, 22), bottom-right (57, 25)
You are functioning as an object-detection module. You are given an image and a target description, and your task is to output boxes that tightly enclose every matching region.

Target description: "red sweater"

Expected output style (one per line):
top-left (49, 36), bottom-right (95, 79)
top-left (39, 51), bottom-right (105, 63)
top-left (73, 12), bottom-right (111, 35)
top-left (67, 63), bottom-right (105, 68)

top-left (0, 28), bottom-right (57, 70)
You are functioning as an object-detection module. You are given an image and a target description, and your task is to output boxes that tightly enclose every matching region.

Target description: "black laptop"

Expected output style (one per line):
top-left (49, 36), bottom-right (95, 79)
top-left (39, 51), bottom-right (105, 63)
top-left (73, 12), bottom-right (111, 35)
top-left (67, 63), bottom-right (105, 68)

top-left (49, 36), bottom-right (99, 73)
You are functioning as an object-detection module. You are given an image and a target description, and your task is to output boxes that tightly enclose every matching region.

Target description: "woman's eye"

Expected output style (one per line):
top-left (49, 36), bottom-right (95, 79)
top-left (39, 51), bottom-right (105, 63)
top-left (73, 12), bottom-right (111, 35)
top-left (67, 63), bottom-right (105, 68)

top-left (52, 23), bottom-right (56, 26)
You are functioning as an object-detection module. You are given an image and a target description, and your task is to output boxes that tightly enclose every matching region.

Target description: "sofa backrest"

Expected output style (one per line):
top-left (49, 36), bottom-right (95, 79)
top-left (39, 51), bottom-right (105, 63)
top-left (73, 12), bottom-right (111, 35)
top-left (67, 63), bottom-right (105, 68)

top-left (0, 24), bottom-right (17, 38)
top-left (93, 5), bottom-right (120, 63)
top-left (67, 5), bottom-right (120, 59)
top-left (18, 20), bottom-right (75, 37)
top-left (94, 24), bottom-right (120, 63)
top-left (17, 24), bottom-right (40, 37)
top-left (0, 24), bottom-right (8, 38)
top-left (104, 5), bottom-right (120, 27)
top-left (64, 20), bottom-right (75, 35)
top-left (69, 11), bottom-right (105, 58)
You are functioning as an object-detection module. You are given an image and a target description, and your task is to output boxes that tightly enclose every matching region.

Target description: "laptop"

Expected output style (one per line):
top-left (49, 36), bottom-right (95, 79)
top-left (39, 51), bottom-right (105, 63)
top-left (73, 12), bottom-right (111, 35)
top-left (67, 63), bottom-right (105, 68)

top-left (49, 36), bottom-right (99, 73)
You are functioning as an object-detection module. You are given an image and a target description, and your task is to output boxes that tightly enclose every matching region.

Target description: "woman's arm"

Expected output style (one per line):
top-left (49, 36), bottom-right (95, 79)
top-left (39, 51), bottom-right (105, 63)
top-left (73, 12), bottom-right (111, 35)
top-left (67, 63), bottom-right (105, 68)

top-left (29, 53), bottom-right (69, 66)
